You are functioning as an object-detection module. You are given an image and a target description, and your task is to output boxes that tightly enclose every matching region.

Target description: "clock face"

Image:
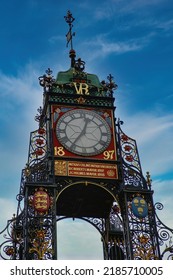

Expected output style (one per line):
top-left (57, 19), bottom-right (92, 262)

top-left (56, 109), bottom-right (111, 156)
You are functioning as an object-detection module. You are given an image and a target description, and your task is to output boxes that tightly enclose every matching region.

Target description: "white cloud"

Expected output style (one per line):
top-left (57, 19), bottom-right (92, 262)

top-left (0, 197), bottom-right (16, 240)
top-left (57, 219), bottom-right (103, 260)
top-left (0, 65), bottom-right (42, 198)
top-left (94, 0), bottom-right (164, 20)
top-left (158, 18), bottom-right (173, 31)
top-left (118, 110), bottom-right (173, 177)
top-left (48, 35), bottom-right (64, 44)
top-left (0, 63), bottom-right (41, 113)
top-left (153, 179), bottom-right (173, 228)
top-left (82, 35), bottom-right (149, 62)
top-left (96, 38), bottom-right (142, 54)
top-left (0, 198), bottom-right (18, 259)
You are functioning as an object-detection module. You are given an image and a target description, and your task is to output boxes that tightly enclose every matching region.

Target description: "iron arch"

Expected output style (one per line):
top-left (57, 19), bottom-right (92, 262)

top-left (56, 180), bottom-right (120, 219)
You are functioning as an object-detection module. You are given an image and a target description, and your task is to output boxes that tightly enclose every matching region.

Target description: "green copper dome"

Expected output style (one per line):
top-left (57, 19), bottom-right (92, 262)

top-left (55, 67), bottom-right (103, 89)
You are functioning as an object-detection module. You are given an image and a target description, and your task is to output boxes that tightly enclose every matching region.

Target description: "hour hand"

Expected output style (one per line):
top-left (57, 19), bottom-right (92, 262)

top-left (72, 118), bottom-right (90, 144)
top-left (81, 118), bottom-right (91, 135)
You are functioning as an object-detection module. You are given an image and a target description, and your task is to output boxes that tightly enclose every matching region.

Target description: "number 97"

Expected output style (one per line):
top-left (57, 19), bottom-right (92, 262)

top-left (103, 150), bottom-right (115, 160)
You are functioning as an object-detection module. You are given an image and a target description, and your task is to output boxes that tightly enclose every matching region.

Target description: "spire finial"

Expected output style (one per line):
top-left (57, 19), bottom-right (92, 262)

top-left (64, 10), bottom-right (75, 49)
top-left (146, 171), bottom-right (152, 189)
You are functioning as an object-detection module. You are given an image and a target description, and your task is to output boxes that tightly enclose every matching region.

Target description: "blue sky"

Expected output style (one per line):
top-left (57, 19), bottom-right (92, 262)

top-left (0, 0), bottom-right (173, 259)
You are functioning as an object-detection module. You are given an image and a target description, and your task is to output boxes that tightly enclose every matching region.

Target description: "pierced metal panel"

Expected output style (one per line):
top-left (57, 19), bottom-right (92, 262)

top-left (28, 127), bottom-right (47, 167)
top-left (122, 191), bottom-right (161, 260)
top-left (117, 121), bottom-right (147, 190)
top-left (24, 185), bottom-right (57, 260)
top-left (122, 164), bottom-right (147, 189)
top-left (119, 126), bottom-right (142, 173)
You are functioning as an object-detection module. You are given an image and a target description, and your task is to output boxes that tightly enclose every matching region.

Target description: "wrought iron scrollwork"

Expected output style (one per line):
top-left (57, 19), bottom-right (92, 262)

top-left (117, 120), bottom-right (147, 190)
top-left (118, 124), bottom-right (142, 173)
top-left (155, 202), bottom-right (173, 259)
top-left (101, 74), bottom-right (118, 97)
top-left (28, 127), bottom-right (47, 166)
top-left (122, 163), bottom-right (147, 189)
top-left (38, 68), bottom-right (55, 92)
top-left (22, 126), bottom-right (51, 184)
top-left (0, 214), bottom-right (24, 260)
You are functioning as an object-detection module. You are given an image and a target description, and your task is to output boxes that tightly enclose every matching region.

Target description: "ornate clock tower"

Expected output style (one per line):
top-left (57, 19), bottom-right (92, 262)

top-left (1, 11), bottom-right (173, 260)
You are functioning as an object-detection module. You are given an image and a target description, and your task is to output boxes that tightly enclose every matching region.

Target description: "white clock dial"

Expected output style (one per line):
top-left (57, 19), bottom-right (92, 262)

top-left (56, 109), bottom-right (111, 156)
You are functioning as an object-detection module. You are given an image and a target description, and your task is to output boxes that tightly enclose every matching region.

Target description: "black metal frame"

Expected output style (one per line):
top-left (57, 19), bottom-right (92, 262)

top-left (0, 62), bottom-right (173, 260)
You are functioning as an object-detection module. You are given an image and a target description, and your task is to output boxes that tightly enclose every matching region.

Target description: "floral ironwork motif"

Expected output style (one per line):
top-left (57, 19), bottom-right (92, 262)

top-left (122, 191), bottom-right (160, 260)
top-left (119, 126), bottom-right (142, 173)
top-left (0, 214), bottom-right (24, 260)
top-left (117, 120), bottom-right (148, 190)
top-left (133, 233), bottom-right (158, 260)
top-left (101, 74), bottom-right (118, 97)
top-left (28, 127), bottom-right (47, 167)
top-left (29, 228), bottom-right (53, 260)
top-left (38, 68), bottom-right (55, 92)
top-left (122, 164), bottom-right (147, 189)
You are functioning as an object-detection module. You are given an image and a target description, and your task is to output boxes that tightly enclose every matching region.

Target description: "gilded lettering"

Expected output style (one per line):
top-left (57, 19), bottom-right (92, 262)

top-left (73, 82), bottom-right (89, 95)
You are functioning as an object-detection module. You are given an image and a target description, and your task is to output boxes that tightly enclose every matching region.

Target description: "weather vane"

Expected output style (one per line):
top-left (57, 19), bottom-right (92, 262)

top-left (64, 10), bottom-right (75, 49)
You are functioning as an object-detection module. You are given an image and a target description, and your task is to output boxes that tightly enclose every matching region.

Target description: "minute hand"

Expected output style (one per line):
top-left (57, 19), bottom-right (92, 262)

top-left (72, 118), bottom-right (90, 145)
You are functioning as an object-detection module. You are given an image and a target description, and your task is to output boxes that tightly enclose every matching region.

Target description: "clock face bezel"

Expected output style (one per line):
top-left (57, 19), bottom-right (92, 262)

top-left (55, 109), bottom-right (112, 156)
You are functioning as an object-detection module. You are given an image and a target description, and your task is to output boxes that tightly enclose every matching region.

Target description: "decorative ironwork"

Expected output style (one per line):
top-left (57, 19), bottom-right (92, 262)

top-left (35, 106), bottom-right (43, 122)
top-left (64, 10), bottom-right (75, 49)
top-left (155, 202), bottom-right (173, 259)
top-left (146, 171), bottom-right (152, 190)
top-left (110, 203), bottom-right (123, 232)
top-left (122, 191), bottom-right (160, 260)
top-left (107, 237), bottom-right (125, 260)
top-left (74, 58), bottom-right (85, 72)
top-left (133, 233), bottom-right (158, 260)
top-left (29, 228), bottom-right (53, 260)
top-left (119, 124), bottom-right (142, 173)
top-left (23, 185), bottom-right (57, 260)
top-left (38, 68), bottom-right (55, 92)
top-left (0, 213), bottom-right (24, 260)
top-left (122, 164), bottom-right (147, 189)
top-left (117, 119), bottom-right (148, 190)
top-left (49, 92), bottom-right (114, 107)
top-left (101, 74), bottom-right (118, 97)
top-left (57, 216), bottom-right (105, 235)
top-left (28, 128), bottom-right (47, 167)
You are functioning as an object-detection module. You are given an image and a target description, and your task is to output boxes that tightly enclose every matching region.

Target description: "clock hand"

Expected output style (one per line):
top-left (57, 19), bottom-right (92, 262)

top-left (71, 118), bottom-right (90, 145)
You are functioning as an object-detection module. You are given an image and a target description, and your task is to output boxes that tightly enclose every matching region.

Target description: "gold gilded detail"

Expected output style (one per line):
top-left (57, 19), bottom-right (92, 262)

top-left (55, 161), bottom-right (67, 176)
top-left (75, 96), bottom-right (86, 104)
top-left (29, 229), bottom-right (53, 260)
top-left (133, 235), bottom-right (158, 260)
top-left (73, 82), bottom-right (89, 95)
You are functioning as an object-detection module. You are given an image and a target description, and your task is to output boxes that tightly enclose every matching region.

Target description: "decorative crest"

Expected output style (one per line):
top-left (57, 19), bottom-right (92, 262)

top-left (64, 10), bottom-right (75, 49)
top-left (107, 74), bottom-right (118, 93)
top-left (101, 74), bottom-right (118, 97)
top-left (38, 68), bottom-right (55, 91)
top-left (74, 57), bottom-right (85, 72)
